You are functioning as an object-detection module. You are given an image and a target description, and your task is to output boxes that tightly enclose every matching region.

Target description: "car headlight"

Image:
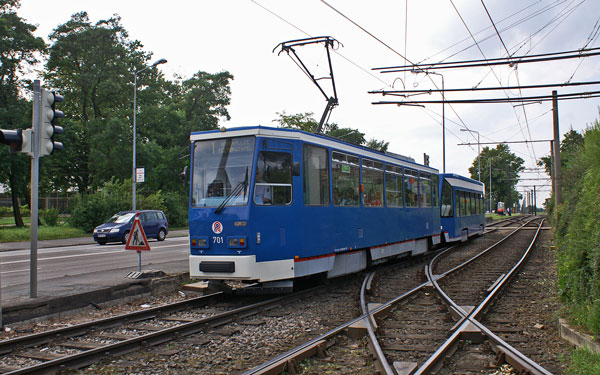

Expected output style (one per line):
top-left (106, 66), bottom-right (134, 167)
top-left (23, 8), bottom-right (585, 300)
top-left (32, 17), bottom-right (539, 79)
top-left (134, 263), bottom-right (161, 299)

top-left (93, 228), bottom-right (98, 233)
top-left (109, 228), bottom-right (121, 233)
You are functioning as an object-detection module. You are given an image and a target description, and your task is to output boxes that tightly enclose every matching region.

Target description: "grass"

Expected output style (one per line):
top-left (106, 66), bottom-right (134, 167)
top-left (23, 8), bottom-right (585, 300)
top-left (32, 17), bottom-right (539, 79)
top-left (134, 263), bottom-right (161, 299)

top-left (0, 225), bottom-right (86, 242)
top-left (567, 348), bottom-right (600, 374)
top-left (0, 216), bottom-right (31, 226)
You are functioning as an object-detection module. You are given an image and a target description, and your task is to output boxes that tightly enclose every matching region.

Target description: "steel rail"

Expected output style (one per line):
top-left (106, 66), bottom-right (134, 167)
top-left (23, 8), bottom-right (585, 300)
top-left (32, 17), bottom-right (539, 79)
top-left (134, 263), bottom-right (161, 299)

top-left (0, 291), bottom-right (224, 353)
top-left (2, 287), bottom-right (323, 375)
top-left (360, 271), bottom-right (394, 375)
top-left (246, 218), bottom-right (535, 374)
top-left (364, 217), bottom-right (534, 372)
top-left (243, 272), bottom-right (434, 375)
top-left (414, 218), bottom-right (551, 375)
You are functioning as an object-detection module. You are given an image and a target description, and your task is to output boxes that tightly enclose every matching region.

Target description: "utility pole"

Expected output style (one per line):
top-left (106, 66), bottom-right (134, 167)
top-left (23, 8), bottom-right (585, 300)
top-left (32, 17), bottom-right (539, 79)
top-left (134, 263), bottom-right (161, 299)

top-left (488, 159), bottom-right (492, 212)
top-left (552, 90), bottom-right (562, 205)
top-left (533, 185), bottom-right (537, 216)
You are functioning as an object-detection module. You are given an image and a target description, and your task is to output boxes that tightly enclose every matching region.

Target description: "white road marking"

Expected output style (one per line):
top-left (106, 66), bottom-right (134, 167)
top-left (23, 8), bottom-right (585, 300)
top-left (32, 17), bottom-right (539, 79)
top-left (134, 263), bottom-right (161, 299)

top-left (1, 244), bottom-right (189, 265)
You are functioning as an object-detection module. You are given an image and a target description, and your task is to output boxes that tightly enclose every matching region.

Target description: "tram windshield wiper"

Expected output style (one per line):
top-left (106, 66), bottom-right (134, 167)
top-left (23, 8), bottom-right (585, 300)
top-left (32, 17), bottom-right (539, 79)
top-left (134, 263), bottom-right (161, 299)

top-left (214, 167), bottom-right (249, 214)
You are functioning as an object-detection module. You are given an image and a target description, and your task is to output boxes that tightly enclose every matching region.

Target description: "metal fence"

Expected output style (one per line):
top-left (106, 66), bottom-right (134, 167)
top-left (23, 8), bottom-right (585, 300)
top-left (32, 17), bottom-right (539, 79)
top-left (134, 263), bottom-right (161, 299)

top-left (0, 196), bottom-right (73, 213)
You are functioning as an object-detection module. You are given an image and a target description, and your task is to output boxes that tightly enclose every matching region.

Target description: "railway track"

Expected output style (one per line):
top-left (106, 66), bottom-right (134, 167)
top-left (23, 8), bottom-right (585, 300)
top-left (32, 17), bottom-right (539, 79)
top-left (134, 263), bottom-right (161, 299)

top-left (0, 215), bottom-right (554, 374)
top-left (0, 286), bottom-right (336, 374)
top-left (244, 216), bottom-right (554, 374)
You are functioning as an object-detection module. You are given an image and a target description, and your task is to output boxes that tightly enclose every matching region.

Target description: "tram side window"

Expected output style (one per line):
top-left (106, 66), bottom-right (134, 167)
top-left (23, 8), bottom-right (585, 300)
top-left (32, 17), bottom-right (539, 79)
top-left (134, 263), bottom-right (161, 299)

top-left (441, 179), bottom-right (453, 217)
top-left (468, 193), bottom-right (473, 216)
top-left (254, 151), bottom-right (292, 205)
top-left (460, 191), bottom-right (467, 217)
top-left (303, 145), bottom-right (329, 206)
top-left (420, 172), bottom-right (432, 207)
top-left (385, 164), bottom-right (403, 207)
top-left (362, 158), bottom-right (383, 207)
top-left (432, 175), bottom-right (439, 207)
top-left (404, 168), bottom-right (419, 207)
top-left (332, 151), bottom-right (360, 206)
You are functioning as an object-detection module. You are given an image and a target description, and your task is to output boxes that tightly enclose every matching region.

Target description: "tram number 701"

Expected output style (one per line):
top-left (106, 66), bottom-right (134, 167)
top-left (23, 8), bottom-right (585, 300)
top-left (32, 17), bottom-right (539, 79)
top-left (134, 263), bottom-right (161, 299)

top-left (212, 236), bottom-right (223, 244)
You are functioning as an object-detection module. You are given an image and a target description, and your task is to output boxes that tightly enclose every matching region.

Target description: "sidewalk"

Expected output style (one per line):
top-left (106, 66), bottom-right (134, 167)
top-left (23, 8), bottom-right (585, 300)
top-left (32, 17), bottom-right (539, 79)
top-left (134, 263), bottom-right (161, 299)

top-left (0, 229), bottom-right (189, 252)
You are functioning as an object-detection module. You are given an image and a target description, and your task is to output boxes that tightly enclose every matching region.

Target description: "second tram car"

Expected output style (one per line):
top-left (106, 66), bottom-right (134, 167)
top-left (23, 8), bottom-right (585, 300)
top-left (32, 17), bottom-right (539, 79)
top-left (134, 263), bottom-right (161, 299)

top-left (188, 126), bottom-right (445, 290)
top-left (439, 173), bottom-right (486, 242)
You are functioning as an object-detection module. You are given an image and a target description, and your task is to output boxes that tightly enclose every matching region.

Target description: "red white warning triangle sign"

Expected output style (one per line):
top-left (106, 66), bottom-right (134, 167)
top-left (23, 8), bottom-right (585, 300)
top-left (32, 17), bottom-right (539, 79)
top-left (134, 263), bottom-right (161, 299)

top-left (125, 213), bottom-right (151, 251)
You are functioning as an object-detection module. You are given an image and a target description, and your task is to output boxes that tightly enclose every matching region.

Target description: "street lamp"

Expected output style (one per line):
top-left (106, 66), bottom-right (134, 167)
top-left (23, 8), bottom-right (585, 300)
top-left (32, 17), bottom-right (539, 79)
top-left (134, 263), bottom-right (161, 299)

top-left (133, 58), bottom-right (167, 210)
top-left (460, 128), bottom-right (480, 181)
top-left (412, 70), bottom-right (445, 172)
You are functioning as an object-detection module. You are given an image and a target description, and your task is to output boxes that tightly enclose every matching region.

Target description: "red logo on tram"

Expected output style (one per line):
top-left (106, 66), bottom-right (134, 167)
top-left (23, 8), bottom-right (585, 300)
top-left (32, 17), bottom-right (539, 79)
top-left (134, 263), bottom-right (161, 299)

top-left (212, 221), bottom-right (223, 234)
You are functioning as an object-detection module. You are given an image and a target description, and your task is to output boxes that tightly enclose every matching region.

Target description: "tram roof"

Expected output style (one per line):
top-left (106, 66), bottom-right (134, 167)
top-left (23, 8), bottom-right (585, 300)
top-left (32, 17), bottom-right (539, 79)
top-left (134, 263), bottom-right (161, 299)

top-left (441, 173), bottom-right (485, 193)
top-left (190, 126), bottom-right (438, 174)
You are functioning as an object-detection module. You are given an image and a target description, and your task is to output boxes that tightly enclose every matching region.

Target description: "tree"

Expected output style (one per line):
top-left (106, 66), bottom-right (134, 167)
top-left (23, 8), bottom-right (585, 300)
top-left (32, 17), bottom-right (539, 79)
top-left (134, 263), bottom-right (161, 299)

top-left (0, 0), bottom-right (46, 226)
top-left (273, 112), bottom-right (389, 151)
top-left (44, 12), bottom-right (235, 198)
top-left (42, 12), bottom-right (150, 193)
top-left (537, 128), bottom-right (584, 176)
top-left (470, 144), bottom-right (524, 212)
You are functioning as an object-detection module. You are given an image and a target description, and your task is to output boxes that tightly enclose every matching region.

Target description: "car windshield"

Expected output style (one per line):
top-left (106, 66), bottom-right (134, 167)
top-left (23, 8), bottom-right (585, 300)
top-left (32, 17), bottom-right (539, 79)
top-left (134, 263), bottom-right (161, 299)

top-left (107, 212), bottom-right (135, 224)
top-left (192, 136), bottom-right (255, 207)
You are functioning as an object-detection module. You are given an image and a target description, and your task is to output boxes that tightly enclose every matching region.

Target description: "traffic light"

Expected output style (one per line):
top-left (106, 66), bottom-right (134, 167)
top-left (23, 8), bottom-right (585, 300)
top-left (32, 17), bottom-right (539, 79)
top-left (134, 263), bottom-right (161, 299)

top-left (39, 89), bottom-right (64, 156)
top-left (0, 128), bottom-right (32, 154)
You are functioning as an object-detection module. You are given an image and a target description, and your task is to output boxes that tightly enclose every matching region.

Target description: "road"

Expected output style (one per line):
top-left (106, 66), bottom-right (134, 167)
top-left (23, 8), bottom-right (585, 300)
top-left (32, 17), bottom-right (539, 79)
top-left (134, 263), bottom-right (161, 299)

top-left (0, 236), bottom-right (189, 304)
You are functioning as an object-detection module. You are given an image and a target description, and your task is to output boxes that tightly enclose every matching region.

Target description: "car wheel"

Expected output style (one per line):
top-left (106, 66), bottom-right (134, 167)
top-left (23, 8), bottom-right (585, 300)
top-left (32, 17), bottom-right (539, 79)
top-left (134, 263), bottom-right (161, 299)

top-left (122, 231), bottom-right (130, 244)
top-left (98, 241), bottom-right (107, 245)
top-left (157, 228), bottom-right (167, 241)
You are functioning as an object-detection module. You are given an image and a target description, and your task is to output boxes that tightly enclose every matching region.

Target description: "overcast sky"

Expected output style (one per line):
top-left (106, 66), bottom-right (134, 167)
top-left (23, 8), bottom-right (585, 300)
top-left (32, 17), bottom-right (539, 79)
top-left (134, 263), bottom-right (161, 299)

top-left (18, 0), bottom-right (600, 205)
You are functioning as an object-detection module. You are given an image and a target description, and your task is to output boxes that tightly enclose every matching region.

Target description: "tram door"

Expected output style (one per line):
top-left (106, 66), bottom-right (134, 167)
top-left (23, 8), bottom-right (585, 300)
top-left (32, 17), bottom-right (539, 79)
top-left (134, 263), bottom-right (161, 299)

top-left (252, 139), bottom-right (298, 262)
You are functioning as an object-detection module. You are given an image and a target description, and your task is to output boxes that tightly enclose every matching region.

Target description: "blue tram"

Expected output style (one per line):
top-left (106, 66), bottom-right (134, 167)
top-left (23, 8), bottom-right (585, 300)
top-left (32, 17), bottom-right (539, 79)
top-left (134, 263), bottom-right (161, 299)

top-left (439, 173), bottom-right (486, 242)
top-left (188, 126), bottom-right (445, 289)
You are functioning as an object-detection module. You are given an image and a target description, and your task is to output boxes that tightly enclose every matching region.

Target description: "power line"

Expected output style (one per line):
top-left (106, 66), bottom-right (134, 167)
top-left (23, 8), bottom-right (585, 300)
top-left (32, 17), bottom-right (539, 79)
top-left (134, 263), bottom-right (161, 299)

top-left (481, 0), bottom-right (512, 58)
top-left (373, 47), bottom-right (600, 72)
top-left (373, 90), bottom-right (600, 105)
top-left (249, 0), bottom-right (392, 88)
top-left (369, 79), bottom-right (600, 95)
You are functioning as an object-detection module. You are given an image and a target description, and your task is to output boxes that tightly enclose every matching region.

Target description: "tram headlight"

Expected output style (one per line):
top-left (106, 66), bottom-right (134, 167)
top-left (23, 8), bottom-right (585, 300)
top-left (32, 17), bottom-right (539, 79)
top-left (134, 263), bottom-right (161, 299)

top-left (191, 238), bottom-right (208, 248)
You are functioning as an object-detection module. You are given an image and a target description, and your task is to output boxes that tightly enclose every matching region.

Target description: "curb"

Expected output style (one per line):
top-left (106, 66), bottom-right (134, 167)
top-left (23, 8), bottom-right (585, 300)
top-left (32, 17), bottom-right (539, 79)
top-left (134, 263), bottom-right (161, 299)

top-left (2, 273), bottom-right (190, 325)
top-left (559, 318), bottom-right (600, 354)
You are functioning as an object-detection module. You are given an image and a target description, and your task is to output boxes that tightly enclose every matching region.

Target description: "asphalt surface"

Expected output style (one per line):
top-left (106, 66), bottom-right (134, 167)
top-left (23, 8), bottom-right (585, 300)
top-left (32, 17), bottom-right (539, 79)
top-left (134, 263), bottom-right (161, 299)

top-left (0, 230), bottom-right (190, 325)
top-left (0, 230), bottom-right (187, 252)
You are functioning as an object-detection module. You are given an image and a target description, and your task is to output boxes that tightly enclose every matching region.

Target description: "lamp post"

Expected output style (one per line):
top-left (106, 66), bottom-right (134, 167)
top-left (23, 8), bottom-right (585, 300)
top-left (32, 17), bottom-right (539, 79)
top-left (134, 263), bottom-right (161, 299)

top-left (133, 58), bottom-right (167, 210)
top-left (460, 128), bottom-right (480, 181)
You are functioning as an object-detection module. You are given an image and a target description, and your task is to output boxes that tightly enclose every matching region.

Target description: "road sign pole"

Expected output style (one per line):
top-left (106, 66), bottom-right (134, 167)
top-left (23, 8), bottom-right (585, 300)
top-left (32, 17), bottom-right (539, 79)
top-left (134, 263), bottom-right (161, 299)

top-left (138, 251), bottom-right (142, 272)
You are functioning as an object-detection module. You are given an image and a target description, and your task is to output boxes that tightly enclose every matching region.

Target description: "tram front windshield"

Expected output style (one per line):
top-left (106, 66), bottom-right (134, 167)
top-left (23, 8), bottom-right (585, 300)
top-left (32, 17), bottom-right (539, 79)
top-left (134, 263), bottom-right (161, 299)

top-left (192, 136), bottom-right (255, 207)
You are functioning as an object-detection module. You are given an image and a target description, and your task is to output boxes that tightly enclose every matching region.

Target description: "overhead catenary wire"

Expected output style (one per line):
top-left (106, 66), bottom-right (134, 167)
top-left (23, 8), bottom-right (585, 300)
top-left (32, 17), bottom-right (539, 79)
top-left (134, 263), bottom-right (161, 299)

top-left (370, 79), bottom-right (600, 95)
top-left (318, 0), bottom-right (474, 137)
top-left (372, 90), bottom-right (600, 105)
top-left (481, 0), bottom-right (512, 59)
top-left (418, 0), bottom-right (568, 64)
top-left (250, 0), bottom-right (392, 88)
top-left (373, 47), bottom-right (600, 72)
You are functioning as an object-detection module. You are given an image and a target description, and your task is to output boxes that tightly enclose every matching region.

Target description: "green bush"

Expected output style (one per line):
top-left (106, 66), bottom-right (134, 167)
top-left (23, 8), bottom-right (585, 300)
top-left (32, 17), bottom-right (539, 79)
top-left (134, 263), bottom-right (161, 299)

top-left (0, 206), bottom-right (12, 217)
top-left (138, 190), bottom-right (188, 228)
top-left (161, 191), bottom-right (188, 228)
top-left (68, 179), bottom-right (188, 232)
top-left (69, 179), bottom-right (131, 232)
top-left (555, 121), bottom-right (600, 334)
top-left (41, 208), bottom-right (59, 226)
